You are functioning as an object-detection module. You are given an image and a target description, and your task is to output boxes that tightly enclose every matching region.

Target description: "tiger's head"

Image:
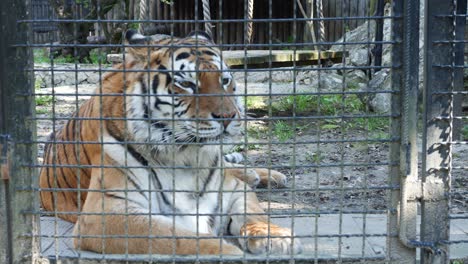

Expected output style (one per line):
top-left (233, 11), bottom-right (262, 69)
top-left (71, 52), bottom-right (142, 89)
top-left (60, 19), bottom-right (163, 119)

top-left (123, 30), bottom-right (243, 153)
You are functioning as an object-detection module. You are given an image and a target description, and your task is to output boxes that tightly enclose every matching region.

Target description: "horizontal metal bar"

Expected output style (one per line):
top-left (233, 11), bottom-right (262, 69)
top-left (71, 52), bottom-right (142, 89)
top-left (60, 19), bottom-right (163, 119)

top-left (434, 117), bottom-right (468, 121)
top-left (28, 113), bottom-right (398, 122)
top-left (432, 64), bottom-right (467, 69)
top-left (25, 208), bottom-right (395, 217)
top-left (17, 41), bottom-right (399, 49)
top-left (448, 214), bottom-right (468, 219)
top-left (24, 160), bottom-right (398, 170)
top-left (434, 14), bottom-right (468, 18)
top-left (439, 240), bottom-right (468, 245)
top-left (37, 253), bottom-right (388, 263)
top-left (27, 232), bottom-right (392, 240)
top-left (431, 166), bottom-right (468, 170)
top-left (436, 141), bottom-right (468, 145)
top-left (19, 184), bottom-right (401, 193)
top-left (433, 40), bottom-right (468, 44)
top-left (30, 90), bottom-right (398, 98)
top-left (432, 91), bottom-right (468, 95)
top-left (17, 15), bottom-right (402, 24)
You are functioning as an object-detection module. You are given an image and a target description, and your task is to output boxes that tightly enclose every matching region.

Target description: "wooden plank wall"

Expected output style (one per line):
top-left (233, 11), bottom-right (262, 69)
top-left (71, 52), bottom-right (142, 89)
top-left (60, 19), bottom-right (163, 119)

top-left (145, 0), bottom-right (371, 48)
top-left (31, 0), bottom-right (371, 46)
top-left (323, 0), bottom-right (370, 42)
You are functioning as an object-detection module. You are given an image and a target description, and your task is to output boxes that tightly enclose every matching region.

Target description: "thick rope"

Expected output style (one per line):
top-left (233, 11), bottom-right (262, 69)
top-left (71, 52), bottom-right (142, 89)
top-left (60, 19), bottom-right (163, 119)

top-left (202, 0), bottom-right (212, 36)
top-left (316, 0), bottom-right (326, 48)
top-left (139, 0), bottom-right (148, 33)
top-left (246, 0), bottom-right (254, 44)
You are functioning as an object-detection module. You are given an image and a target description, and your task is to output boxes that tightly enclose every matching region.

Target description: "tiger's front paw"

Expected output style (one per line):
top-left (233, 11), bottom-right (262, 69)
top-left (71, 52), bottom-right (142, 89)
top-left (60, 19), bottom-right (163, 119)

top-left (256, 169), bottom-right (288, 188)
top-left (239, 222), bottom-right (302, 255)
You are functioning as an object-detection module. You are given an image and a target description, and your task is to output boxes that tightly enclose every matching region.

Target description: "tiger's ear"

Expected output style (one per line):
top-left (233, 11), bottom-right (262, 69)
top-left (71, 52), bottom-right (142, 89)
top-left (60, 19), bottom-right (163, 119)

top-left (125, 29), bottom-right (148, 44)
top-left (187, 31), bottom-right (213, 42)
top-left (124, 29), bottom-right (151, 62)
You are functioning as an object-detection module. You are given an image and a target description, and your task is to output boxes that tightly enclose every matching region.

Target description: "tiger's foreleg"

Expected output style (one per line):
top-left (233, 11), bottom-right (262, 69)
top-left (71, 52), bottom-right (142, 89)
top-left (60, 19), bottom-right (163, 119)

top-left (224, 178), bottom-right (302, 255)
top-left (224, 161), bottom-right (288, 188)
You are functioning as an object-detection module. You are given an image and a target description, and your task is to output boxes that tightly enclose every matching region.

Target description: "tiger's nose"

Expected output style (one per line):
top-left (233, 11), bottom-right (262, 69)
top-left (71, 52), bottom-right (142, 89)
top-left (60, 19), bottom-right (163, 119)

top-left (212, 111), bottom-right (236, 128)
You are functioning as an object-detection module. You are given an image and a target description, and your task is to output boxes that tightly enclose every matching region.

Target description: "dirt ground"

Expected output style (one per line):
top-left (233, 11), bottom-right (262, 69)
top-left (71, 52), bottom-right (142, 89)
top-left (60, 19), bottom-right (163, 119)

top-left (35, 84), bottom-right (468, 216)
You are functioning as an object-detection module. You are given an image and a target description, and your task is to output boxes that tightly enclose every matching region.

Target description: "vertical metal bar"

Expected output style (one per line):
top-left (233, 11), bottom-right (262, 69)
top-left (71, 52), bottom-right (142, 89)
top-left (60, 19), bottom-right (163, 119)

top-left (0, 0), bottom-right (37, 263)
top-left (389, 0), bottom-right (418, 262)
top-left (422, 0), bottom-right (455, 263)
top-left (452, 0), bottom-right (467, 141)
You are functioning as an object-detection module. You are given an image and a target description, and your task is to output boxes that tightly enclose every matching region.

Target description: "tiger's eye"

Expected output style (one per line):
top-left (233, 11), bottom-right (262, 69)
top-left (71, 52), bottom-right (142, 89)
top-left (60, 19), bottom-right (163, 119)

top-left (222, 78), bottom-right (231, 86)
top-left (180, 81), bottom-right (193, 87)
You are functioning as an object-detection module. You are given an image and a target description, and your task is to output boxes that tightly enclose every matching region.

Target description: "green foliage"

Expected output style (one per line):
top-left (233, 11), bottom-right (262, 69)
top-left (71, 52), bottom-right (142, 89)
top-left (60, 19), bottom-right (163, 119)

top-left (246, 96), bottom-right (267, 110)
top-left (305, 150), bottom-right (323, 163)
top-left (35, 78), bottom-right (44, 90)
top-left (273, 94), bottom-right (365, 116)
top-left (33, 48), bottom-right (110, 65)
top-left (128, 23), bottom-right (141, 30)
top-left (273, 121), bottom-right (294, 142)
top-left (35, 95), bottom-right (54, 106)
top-left (75, 0), bottom-right (91, 8)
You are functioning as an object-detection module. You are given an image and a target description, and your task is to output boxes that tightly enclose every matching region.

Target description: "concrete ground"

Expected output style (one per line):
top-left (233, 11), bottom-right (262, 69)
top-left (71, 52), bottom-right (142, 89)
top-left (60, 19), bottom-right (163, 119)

top-left (39, 214), bottom-right (468, 262)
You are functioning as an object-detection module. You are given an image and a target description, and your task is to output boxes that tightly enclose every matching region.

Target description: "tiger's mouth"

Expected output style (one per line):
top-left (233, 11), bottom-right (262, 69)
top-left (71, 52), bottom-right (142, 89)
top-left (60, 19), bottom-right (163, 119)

top-left (174, 132), bottom-right (234, 144)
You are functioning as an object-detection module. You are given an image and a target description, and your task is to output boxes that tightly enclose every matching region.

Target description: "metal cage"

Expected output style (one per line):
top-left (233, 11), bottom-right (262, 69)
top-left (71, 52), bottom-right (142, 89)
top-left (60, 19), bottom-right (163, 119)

top-left (1, 0), bottom-right (467, 263)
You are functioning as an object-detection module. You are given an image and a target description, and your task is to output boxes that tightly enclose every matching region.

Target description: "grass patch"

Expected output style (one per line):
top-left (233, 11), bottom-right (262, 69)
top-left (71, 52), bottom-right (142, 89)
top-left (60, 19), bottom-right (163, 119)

top-left (305, 150), bottom-right (324, 163)
top-left (273, 94), bottom-right (365, 116)
top-left (35, 108), bottom-right (50, 115)
top-left (35, 94), bottom-right (54, 106)
top-left (274, 121), bottom-right (294, 142)
top-left (246, 96), bottom-right (268, 111)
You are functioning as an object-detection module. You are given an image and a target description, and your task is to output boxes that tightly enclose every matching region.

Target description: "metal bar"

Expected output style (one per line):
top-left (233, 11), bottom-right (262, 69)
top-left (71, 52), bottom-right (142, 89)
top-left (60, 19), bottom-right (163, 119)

top-left (398, 0), bottom-right (421, 251)
top-left (421, 0), bottom-right (456, 263)
top-left (0, 0), bottom-right (38, 263)
top-left (388, 0), bottom-right (418, 262)
top-left (452, 0), bottom-right (467, 141)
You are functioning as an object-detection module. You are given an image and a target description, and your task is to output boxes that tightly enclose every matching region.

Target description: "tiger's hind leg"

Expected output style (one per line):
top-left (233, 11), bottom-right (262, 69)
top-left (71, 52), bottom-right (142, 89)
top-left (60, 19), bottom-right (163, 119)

top-left (74, 166), bottom-right (242, 255)
top-left (74, 207), bottom-right (243, 255)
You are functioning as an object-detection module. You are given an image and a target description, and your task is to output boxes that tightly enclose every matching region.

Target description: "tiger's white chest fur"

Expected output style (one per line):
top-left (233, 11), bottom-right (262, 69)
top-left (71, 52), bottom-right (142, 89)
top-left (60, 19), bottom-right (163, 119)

top-left (103, 133), bottom-right (230, 235)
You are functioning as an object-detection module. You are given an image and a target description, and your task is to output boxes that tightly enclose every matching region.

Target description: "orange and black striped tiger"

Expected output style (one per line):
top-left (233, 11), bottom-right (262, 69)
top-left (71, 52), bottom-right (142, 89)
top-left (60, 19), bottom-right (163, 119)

top-left (39, 30), bottom-right (301, 255)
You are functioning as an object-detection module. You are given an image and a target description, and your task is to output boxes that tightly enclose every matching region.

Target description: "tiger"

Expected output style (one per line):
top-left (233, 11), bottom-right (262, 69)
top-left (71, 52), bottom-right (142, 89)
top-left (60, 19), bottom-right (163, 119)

top-left (39, 29), bottom-right (302, 255)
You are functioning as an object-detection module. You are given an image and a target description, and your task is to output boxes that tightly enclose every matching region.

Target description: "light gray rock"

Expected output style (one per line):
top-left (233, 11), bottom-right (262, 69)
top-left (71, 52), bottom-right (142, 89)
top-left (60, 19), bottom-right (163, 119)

top-left (349, 49), bottom-right (370, 66)
top-left (367, 69), bottom-right (392, 113)
top-left (344, 70), bottom-right (369, 90)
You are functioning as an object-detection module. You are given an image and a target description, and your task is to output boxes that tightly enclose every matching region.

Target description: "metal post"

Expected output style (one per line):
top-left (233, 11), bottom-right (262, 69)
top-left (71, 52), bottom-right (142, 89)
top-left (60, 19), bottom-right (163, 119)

top-left (0, 0), bottom-right (37, 263)
top-left (389, 0), bottom-right (419, 261)
top-left (421, 0), bottom-right (455, 263)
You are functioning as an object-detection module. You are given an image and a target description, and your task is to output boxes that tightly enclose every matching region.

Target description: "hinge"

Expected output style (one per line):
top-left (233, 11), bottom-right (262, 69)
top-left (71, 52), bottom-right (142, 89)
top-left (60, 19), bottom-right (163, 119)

top-left (0, 134), bottom-right (11, 180)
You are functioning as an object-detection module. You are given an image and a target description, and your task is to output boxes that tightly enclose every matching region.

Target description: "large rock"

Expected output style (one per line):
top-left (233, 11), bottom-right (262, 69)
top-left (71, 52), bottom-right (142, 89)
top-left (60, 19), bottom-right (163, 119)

top-left (367, 69), bottom-right (392, 113)
top-left (296, 70), bottom-right (345, 92)
top-left (331, 3), bottom-right (393, 67)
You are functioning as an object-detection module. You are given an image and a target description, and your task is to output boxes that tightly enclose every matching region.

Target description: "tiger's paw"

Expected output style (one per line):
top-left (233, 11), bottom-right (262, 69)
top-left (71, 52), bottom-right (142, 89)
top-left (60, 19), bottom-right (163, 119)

top-left (256, 169), bottom-right (288, 188)
top-left (239, 222), bottom-right (302, 255)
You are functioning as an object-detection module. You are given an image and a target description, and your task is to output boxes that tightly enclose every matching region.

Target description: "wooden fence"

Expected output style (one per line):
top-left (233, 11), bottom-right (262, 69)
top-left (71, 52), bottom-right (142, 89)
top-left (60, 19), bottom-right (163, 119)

top-left (32, 0), bottom-right (372, 46)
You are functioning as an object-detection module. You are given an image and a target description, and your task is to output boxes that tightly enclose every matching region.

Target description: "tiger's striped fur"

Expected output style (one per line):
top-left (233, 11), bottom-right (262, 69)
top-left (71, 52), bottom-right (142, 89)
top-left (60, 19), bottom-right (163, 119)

top-left (39, 30), bottom-right (300, 255)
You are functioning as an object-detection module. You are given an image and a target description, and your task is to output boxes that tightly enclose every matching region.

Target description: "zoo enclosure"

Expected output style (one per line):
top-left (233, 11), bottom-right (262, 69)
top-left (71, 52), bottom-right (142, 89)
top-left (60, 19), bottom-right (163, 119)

top-left (1, 0), bottom-right (468, 263)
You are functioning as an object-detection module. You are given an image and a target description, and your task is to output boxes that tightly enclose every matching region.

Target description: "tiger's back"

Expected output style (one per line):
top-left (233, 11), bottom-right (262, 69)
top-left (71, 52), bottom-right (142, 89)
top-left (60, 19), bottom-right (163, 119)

top-left (39, 62), bottom-right (137, 223)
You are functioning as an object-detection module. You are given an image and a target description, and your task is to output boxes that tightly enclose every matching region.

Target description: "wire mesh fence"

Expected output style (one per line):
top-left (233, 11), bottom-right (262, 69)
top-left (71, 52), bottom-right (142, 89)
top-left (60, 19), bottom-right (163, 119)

top-left (0, 0), bottom-right (467, 263)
